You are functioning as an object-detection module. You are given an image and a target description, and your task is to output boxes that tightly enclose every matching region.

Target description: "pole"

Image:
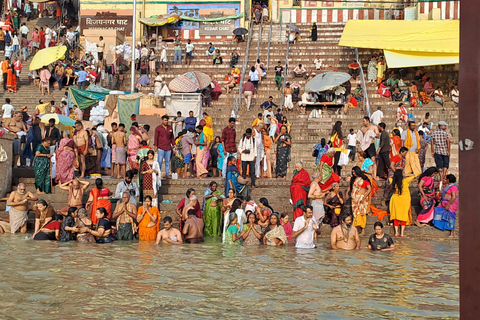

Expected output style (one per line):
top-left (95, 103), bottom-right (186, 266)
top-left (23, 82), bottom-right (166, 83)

top-left (130, 0), bottom-right (137, 92)
top-left (460, 0), bottom-right (480, 317)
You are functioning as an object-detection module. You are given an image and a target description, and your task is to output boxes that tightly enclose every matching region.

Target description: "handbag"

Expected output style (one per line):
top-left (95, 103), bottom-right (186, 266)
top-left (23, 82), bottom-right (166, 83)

top-left (312, 148), bottom-right (319, 158)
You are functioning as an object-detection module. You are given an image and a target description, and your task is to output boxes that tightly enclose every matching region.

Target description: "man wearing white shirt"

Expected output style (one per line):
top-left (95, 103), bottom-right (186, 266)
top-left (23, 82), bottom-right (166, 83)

top-left (238, 128), bottom-right (257, 188)
top-left (2, 98), bottom-right (14, 119)
top-left (292, 206), bottom-right (321, 249)
top-left (252, 123), bottom-right (264, 180)
top-left (44, 25), bottom-right (51, 48)
top-left (185, 39), bottom-right (194, 65)
top-left (370, 106), bottom-right (384, 125)
top-left (160, 46), bottom-right (167, 72)
top-left (347, 128), bottom-right (357, 161)
top-left (20, 23), bottom-right (29, 39)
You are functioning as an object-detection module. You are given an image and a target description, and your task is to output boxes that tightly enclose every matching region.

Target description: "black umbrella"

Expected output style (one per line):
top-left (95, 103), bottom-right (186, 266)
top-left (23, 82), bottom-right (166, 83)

top-left (288, 24), bottom-right (300, 33)
top-left (233, 28), bottom-right (248, 36)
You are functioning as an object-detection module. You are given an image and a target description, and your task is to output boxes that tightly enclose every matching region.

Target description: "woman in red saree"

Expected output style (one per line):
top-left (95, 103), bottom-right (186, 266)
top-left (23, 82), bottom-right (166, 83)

top-left (85, 178), bottom-right (112, 224)
top-left (6, 65), bottom-right (17, 93)
top-left (396, 103), bottom-right (408, 124)
top-left (127, 125), bottom-right (142, 172)
top-left (39, 27), bottom-right (46, 49)
top-left (55, 131), bottom-right (76, 184)
top-left (318, 149), bottom-right (340, 192)
top-left (290, 162), bottom-right (311, 220)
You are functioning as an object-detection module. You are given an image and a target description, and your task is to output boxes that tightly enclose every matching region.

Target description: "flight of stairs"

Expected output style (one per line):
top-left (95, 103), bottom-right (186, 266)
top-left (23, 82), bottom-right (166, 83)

top-left (5, 20), bottom-right (458, 237)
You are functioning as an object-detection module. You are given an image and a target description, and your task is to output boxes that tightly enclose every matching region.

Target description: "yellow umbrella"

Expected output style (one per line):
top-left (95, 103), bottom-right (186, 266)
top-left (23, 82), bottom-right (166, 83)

top-left (29, 46), bottom-right (67, 71)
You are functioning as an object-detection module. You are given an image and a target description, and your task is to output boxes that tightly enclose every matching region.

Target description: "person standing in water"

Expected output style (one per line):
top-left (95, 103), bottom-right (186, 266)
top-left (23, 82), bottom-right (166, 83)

top-left (330, 213), bottom-right (360, 250)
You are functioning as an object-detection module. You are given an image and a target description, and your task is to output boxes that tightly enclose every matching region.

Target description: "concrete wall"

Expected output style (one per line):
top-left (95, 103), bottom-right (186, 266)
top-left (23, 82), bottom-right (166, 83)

top-left (0, 135), bottom-right (14, 198)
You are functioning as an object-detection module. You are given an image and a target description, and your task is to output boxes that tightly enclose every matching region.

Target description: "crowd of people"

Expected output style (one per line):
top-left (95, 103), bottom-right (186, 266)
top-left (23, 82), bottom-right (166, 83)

top-left (310, 114), bottom-right (458, 238)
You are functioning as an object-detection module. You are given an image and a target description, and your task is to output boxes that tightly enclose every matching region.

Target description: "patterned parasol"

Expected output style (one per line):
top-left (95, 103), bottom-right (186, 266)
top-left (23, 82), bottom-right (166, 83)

top-left (168, 71), bottom-right (212, 93)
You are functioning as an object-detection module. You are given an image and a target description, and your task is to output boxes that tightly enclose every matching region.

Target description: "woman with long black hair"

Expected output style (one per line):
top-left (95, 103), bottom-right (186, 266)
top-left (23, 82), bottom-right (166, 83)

top-left (389, 169), bottom-right (416, 237)
top-left (329, 121), bottom-right (344, 176)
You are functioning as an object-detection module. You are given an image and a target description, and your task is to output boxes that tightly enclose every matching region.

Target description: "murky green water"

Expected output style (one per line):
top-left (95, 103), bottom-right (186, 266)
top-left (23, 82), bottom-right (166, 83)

top-left (0, 235), bottom-right (458, 319)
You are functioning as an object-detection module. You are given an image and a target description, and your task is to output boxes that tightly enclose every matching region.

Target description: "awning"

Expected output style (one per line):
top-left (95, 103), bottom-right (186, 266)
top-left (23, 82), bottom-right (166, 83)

top-left (139, 14), bottom-right (181, 27)
top-left (339, 20), bottom-right (459, 68)
top-left (383, 50), bottom-right (459, 68)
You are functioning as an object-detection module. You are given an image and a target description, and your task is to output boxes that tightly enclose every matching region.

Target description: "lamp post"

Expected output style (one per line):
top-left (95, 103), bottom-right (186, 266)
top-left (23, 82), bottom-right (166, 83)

top-left (130, 0), bottom-right (137, 92)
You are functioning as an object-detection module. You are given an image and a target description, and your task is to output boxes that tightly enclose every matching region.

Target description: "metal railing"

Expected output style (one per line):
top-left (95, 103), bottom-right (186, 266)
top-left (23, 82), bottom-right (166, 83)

top-left (355, 48), bottom-right (371, 117)
top-left (233, 20), bottom-right (254, 118)
top-left (280, 25), bottom-right (291, 108)
top-left (255, 20), bottom-right (263, 63)
top-left (265, 19), bottom-right (273, 72)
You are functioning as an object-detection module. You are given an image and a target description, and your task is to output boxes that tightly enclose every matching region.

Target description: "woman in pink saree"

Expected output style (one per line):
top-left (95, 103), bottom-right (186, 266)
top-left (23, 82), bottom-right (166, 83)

top-left (127, 126), bottom-right (142, 172)
top-left (55, 131), bottom-right (76, 184)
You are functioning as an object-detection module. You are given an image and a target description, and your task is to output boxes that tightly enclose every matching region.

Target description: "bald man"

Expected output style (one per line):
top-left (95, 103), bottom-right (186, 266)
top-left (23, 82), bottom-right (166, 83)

top-left (5, 183), bottom-right (37, 233)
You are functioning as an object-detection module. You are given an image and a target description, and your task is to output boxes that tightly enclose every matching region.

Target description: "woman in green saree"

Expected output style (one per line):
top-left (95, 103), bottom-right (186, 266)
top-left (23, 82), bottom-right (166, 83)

top-left (203, 181), bottom-right (224, 237)
top-left (224, 212), bottom-right (246, 245)
top-left (34, 139), bottom-right (53, 194)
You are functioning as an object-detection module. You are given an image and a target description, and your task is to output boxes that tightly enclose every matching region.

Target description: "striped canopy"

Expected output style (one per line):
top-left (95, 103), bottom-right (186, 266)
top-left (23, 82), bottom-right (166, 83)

top-left (169, 71), bottom-right (212, 93)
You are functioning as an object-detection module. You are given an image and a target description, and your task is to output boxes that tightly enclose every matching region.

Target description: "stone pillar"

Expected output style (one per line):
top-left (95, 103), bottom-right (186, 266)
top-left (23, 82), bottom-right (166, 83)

top-left (459, 0), bottom-right (480, 317)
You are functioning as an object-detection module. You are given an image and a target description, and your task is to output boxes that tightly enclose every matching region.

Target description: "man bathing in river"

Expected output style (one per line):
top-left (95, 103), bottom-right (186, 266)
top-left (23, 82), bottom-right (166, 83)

top-left (156, 216), bottom-right (183, 244)
top-left (3, 183), bottom-right (38, 233)
top-left (58, 179), bottom-right (90, 214)
top-left (112, 192), bottom-right (138, 240)
top-left (331, 213), bottom-right (361, 250)
top-left (183, 209), bottom-right (204, 243)
top-left (73, 121), bottom-right (88, 179)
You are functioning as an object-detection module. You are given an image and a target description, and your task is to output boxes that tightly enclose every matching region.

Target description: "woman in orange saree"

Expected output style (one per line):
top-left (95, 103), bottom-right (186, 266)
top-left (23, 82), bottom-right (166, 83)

top-left (137, 195), bottom-right (161, 241)
top-left (85, 178), bottom-right (112, 224)
top-left (6, 65), bottom-right (17, 93)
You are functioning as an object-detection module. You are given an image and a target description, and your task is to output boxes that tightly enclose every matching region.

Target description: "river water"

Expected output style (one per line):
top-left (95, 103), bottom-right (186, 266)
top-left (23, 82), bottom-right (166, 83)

top-left (0, 235), bottom-right (458, 319)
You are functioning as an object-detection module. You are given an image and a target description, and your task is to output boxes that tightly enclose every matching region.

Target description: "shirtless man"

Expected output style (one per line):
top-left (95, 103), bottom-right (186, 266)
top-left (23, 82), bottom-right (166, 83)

top-left (58, 179), bottom-right (89, 214)
top-left (6, 183), bottom-right (38, 233)
top-left (140, 124), bottom-right (150, 145)
top-left (308, 172), bottom-right (325, 224)
top-left (283, 83), bottom-right (294, 113)
top-left (73, 121), bottom-right (88, 178)
top-left (331, 213), bottom-right (360, 250)
top-left (112, 191), bottom-right (137, 240)
top-left (182, 195), bottom-right (198, 220)
top-left (155, 216), bottom-right (183, 244)
top-left (108, 122), bottom-right (118, 176)
top-left (112, 123), bottom-right (127, 179)
top-left (357, 116), bottom-right (379, 177)
top-left (5, 111), bottom-right (27, 167)
top-left (182, 209), bottom-right (204, 243)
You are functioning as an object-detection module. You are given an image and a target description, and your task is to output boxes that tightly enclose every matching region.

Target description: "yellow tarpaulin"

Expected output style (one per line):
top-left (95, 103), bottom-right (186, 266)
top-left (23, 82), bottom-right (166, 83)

top-left (383, 50), bottom-right (459, 68)
top-left (338, 20), bottom-right (459, 67)
top-left (29, 45), bottom-right (67, 71)
top-left (339, 20), bottom-right (459, 53)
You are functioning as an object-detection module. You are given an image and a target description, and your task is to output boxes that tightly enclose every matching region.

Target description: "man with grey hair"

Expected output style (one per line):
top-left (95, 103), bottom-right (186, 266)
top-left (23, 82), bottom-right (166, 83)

top-left (5, 183), bottom-right (37, 233)
top-left (112, 191), bottom-right (137, 240)
top-left (308, 172), bottom-right (325, 224)
top-left (253, 122), bottom-right (264, 180)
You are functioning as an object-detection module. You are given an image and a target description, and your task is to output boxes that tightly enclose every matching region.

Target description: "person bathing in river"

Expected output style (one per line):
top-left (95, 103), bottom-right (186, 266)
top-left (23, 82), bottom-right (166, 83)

top-left (156, 216), bottom-right (183, 244)
top-left (330, 213), bottom-right (360, 250)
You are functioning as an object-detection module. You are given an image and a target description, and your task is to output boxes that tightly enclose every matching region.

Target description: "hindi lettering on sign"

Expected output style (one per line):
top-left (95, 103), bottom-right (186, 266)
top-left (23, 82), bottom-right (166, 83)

top-left (81, 12), bottom-right (133, 36)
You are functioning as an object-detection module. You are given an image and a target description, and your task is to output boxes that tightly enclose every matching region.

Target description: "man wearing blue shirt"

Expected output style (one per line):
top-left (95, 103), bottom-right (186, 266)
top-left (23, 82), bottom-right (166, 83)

top-left (184, 110), bottom-right (197, 131)
top-left (77, 66), bottom-right (88, 89)
top-left (259, 96), bottom-right (278, 110)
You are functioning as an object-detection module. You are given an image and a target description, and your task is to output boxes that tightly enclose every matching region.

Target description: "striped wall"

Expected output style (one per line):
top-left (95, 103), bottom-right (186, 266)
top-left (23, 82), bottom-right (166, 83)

top-left (281, 1), bottom-right (459, 24)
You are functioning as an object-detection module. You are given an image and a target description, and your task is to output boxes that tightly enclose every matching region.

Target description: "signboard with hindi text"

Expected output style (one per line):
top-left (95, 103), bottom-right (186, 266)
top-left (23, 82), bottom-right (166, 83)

top-left (81, 12), bottom-right (133, 36)
top-left (198, 8), bottom-right (236, 36)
